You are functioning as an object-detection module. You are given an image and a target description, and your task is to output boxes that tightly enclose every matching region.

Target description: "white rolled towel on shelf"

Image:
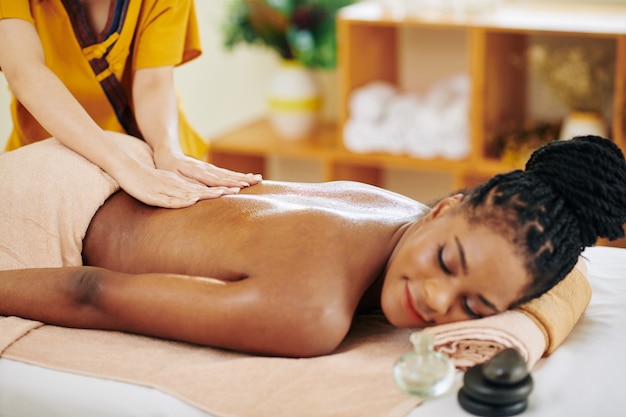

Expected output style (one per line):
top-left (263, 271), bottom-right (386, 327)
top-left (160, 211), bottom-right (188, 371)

top-left (343, 119), bottom-right (381, 154)
top-left (378, 120), bottom-right (408, 155)
top-left (346, 75), bottom-right (472, 159)
top-left (404, 109), bottom-right (441, 159)
top-left (444, 73), bottom-right (471, 96)
top-left (349, 81), bottom-right (397, 122)
top-left (424, 73), bottom-right (471, 109)
top-left (385, 93), bottom-right (421, 126)
top-left (404, 74), bottom-right (471, 160)
top-left (438, 134), bottom-right (470, 160)
top-left (436, 97), bottom-right (470, 159)
top-left (441, 96), bottom-right (468, 127)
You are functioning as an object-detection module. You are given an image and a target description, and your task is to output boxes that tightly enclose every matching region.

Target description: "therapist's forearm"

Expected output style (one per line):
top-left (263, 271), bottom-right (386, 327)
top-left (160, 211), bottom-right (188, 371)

top-left (0, 18), bottom-right (138, 178)
top-left (131, 66), bottom-right (262, 191)
top-left (7, 64), bottom-right (137, 175)
top-left (132, 66), bottom-right (183, 156)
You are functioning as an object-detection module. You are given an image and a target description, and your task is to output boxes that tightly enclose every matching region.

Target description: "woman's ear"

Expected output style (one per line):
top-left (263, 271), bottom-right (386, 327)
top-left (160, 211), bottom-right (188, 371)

top-left (426, 193), bottom-right (464, 220)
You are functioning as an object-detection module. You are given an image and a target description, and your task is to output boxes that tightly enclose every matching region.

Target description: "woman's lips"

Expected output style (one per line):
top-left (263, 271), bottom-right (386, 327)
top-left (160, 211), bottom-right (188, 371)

top-left (403, 282), bottom-right (426, 323)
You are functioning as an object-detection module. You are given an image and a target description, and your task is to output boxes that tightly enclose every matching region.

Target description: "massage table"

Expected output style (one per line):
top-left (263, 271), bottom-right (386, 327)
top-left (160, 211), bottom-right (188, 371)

top-left (1, 245), bottom-right (624, 417)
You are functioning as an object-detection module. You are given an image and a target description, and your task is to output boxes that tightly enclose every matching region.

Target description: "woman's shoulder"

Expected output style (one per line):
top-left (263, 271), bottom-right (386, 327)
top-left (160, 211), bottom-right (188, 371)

top-left (239, 180), bottom-right (428, 218)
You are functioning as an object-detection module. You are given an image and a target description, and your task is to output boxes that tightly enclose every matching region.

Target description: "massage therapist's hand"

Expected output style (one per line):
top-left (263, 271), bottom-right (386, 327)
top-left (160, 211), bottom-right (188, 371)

top-left (152, 147), bottom-right (262, 191)
top-left (114, 158), bottom-right (243, 209)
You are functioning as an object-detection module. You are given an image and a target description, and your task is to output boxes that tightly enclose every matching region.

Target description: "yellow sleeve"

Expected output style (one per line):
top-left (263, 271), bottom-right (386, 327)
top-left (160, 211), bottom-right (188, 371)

top-left (0, 0), bottom-right (34, 23)
top-left (134, 0), bottom-right (202, 69)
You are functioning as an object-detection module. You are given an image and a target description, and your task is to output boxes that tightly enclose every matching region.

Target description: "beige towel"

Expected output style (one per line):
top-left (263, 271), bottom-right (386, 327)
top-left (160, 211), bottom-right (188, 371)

top-left (423, 266), bottom-right (591, 370)
top-left (517, 266), bottom-right (591, 355)
top-left (1, 315), bottom-right (417, 417)
top-left (0, 316), bottom-right (42, 353)
top-left (0, 135), bottom-right (153, 270)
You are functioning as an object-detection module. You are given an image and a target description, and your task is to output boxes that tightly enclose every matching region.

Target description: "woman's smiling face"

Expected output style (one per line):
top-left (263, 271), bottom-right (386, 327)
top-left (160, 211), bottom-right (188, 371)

top-left (381, 196), bottom-right (530, 328)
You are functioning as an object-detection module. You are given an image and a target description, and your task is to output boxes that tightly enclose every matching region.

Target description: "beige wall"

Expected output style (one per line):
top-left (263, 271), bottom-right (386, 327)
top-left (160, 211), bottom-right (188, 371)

top-left (175, 0), bottom-right (277, 139)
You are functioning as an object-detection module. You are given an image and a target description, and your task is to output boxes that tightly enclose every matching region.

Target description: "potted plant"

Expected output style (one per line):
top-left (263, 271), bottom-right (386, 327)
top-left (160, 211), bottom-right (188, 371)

top-left (222, 0), bottom-right (354, 140)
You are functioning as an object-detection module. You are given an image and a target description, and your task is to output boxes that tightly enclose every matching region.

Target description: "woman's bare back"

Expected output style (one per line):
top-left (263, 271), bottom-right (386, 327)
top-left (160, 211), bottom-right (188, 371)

top-left (4, 180), bottom-right (429, 356)
top-left (83, 180), bottom-right (427, 288)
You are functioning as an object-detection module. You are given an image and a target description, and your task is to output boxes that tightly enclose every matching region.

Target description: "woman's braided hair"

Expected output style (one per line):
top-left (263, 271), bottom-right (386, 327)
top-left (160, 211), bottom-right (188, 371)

top-left (463, 135), bottom-right (626, 305)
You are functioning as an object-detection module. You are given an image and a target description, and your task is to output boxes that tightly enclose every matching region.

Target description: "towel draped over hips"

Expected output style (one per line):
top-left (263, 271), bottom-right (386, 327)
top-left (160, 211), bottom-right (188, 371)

top-left (0, 135), bottom-right (153, 271)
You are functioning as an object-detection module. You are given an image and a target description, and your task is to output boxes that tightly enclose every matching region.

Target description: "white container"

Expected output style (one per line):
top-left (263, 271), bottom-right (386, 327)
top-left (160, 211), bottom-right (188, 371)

top-left (267, 60), bottom-right (321, 140)
top-left (559, 111), bottom-right (607, 140)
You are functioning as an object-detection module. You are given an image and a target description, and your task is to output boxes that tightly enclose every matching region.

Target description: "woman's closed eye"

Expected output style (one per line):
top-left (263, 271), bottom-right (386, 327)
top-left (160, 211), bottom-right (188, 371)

top-left (462, 295), bottom-right (484, 319)
top-left (437, 244), bottom-right (452, 275)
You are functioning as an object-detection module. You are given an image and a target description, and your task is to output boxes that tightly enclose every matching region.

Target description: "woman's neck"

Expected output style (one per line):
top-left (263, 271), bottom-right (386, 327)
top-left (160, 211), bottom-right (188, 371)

top-left (356, 219), bottom-right (419, 314)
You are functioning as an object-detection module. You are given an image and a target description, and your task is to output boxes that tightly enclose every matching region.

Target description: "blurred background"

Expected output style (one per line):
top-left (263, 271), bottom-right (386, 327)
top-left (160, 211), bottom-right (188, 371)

top-left (1, 0), bottom-right (625, 204)
top-left (0, 0), bottom-right (346, 146)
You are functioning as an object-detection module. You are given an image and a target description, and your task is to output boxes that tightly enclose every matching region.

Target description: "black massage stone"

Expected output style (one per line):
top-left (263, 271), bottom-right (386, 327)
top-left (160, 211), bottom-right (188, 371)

top-left (458, 348), bottom-right (533, 416)
top-left (458, 389), bottom-right (528, 417)
top-left (462, 366), bottom-right (533, 406)
top-left (482, 348), bottom-right (529, 385)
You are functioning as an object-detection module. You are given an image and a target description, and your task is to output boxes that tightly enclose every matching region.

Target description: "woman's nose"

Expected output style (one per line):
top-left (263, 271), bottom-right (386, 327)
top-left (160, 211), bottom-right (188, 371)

top-left (422, 277), bottom-right (457, 317)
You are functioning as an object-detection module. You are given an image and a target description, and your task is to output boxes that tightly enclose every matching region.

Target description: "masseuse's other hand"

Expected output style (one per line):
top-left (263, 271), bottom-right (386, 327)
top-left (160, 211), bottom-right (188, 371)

top-left (153, 148), bottom-right (262, 191)
top-left (116, 160), bottom-right (242, 209)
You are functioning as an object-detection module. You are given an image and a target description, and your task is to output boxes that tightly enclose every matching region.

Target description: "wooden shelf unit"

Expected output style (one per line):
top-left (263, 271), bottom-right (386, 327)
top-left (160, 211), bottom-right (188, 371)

top-left (209, 2), bottom-right (626, 190)
top-left (337, 1), bottom-right (626, 186)
top-left (208, 119), bottom-right (491, 186)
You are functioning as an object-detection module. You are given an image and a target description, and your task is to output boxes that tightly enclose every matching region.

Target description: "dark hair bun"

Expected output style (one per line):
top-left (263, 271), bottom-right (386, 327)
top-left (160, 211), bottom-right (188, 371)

top-left (525, 135), bottom-right (626, 246)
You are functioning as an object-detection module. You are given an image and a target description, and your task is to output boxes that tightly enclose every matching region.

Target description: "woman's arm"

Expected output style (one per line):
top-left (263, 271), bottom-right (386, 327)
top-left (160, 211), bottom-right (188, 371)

top-left (0, 19), bottom-right (235, 208)
top-left (0, 267), bottom-right (351, 357)
top-left (132, 66), bottom-right (262, 189)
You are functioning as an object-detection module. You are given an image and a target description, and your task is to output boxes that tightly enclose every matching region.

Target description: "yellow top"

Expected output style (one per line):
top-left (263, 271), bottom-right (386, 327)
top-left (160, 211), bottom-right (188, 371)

top-left (0, 0), bottom-right (208, 158)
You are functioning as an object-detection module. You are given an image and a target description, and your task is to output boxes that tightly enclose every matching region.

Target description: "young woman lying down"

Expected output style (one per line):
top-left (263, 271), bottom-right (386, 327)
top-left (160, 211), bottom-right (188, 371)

top-left (1, 132), bottom-right (625, 357)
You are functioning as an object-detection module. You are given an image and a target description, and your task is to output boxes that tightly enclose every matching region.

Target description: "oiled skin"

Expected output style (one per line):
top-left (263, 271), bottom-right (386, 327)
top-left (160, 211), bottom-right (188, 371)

top-left (74, 180), bottom-right (423, 356)
top-left (83, 181), bottom-right (424, 282)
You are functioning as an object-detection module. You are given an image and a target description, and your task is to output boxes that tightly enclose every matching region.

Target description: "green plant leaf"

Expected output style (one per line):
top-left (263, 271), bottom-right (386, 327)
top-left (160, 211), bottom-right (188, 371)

top-left (222, 0), bottom-right (355, 69)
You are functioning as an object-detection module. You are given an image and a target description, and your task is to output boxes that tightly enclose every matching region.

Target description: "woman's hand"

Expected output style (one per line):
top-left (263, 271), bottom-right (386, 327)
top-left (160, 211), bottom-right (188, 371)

top-left (153, 147), bottom-right (262, 191)
top-left (113, 158), bottom-right (243, 208)
top-left (130, 66), bottom-right (262, 202)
